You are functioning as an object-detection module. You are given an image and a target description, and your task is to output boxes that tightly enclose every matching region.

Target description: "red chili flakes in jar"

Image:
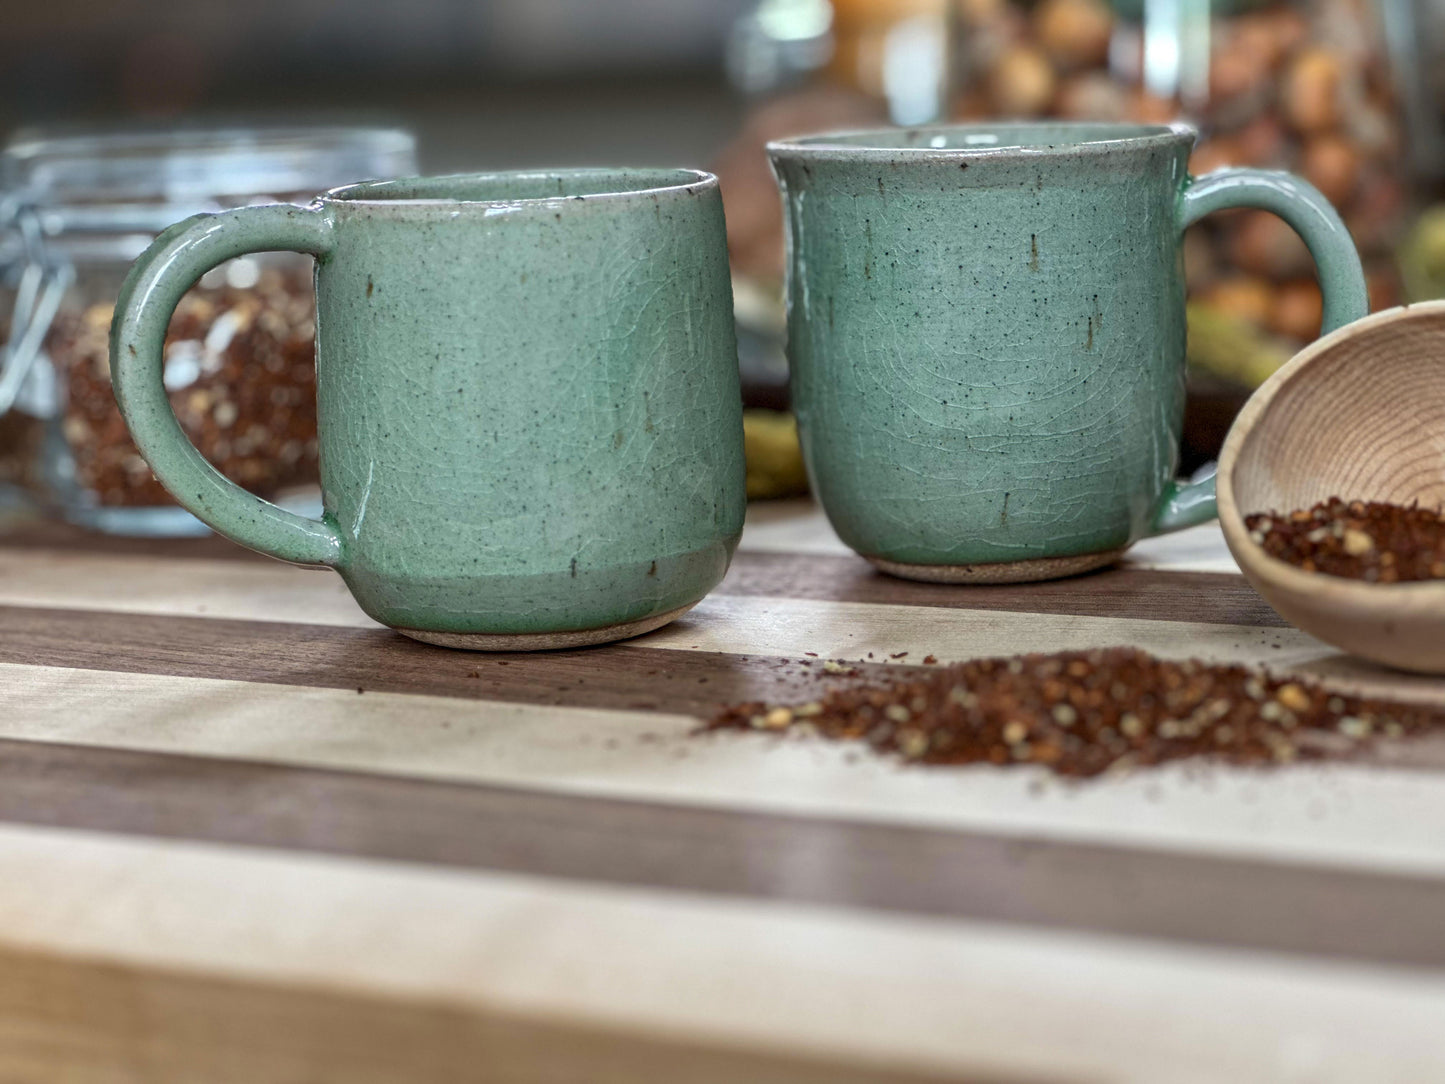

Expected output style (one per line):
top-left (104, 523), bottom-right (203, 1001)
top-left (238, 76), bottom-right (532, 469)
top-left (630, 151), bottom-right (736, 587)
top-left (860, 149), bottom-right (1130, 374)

top-left (49, 264), bottom-right (317, 508)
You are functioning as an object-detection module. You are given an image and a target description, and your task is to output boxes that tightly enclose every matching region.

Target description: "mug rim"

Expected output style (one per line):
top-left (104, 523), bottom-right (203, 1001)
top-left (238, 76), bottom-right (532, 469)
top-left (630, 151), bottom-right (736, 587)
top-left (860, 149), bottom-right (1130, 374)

top-left (323, 167), bottom-right (715, 207)
top-left (767, 121), bottom-right (1196, 160)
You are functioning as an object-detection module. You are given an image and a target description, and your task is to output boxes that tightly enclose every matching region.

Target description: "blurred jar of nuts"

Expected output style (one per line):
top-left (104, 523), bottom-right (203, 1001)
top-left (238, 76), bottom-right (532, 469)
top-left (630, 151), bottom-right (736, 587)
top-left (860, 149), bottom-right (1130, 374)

top-left (946, 0), bottom-right (1405, 350)
top-left (0, 127), bottom-right (416, 535)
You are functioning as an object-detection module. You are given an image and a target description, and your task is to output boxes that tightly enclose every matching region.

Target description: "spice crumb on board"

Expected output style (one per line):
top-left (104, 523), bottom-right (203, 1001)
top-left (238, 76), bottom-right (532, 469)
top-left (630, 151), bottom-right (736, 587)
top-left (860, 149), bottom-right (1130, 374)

top-left (705, 647), bottom-right (1445, 778)
top-left (1246, 497), bottom-right (1445, 582)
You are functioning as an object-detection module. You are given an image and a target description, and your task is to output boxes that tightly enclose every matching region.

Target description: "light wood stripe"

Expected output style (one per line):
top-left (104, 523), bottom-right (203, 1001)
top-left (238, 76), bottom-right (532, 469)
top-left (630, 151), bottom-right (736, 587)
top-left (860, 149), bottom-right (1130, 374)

top-left (649, 596), bottom-right (1445, 705)
top-left (5, 658), bottom-right (1445, 884)
top-left (648, 596), bottom-right (1445, 705)
top-left (0, 505), bottom-right (1243, 572)
top-left (4, 733), bottom-right (1445, 969)
top-left (0, 520), bottom-right (268, 562)
top-left (738, 501), bottom-right (1243, 573)
top-left (0, 548), bottom-right (377, 628)
top-left (0, 544), bottom-right (1278, 636)
top-left (2, 822), bottom-right (1444, 1084)
top-left (656, 595), bottom-right (1320, 664)
top-left (1121, 520), bottom-right (1245, 574)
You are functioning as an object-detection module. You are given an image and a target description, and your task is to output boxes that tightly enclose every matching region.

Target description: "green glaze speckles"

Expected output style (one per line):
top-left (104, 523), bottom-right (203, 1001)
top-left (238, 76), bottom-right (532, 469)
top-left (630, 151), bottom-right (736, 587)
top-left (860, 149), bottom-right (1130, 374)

top-left (111, 169), bottom-right (746, 643)
top-left (768, 123), bottom-right (1367, 575)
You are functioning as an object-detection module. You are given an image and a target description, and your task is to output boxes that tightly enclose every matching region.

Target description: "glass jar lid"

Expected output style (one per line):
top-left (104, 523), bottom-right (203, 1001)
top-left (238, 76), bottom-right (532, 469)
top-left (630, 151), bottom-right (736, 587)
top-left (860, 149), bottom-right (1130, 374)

top-left (0, 126), bottom-right (417, 418)
top-left (1, 126), bottom-right (417, 210)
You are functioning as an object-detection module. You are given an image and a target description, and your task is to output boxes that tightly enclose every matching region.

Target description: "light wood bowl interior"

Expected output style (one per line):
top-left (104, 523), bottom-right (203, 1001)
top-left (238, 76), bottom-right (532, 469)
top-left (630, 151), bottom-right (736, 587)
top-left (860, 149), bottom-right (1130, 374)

top-left (1218, 302), bottom-right (1445, 674)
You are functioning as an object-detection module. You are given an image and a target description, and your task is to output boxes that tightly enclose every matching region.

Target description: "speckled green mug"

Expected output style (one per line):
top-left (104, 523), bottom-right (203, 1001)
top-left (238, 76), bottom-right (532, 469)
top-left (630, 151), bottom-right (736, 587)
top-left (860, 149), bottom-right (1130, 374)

top-left (769, 123), bottom-right (1367, 583)
top-left (112, 169), bottom-right (746, 648)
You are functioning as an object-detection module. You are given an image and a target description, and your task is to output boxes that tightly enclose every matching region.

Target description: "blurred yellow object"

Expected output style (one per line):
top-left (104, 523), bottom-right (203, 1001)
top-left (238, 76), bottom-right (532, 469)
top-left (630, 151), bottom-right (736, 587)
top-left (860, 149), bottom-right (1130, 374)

top-left (743, 409), bottom-right (810, 499)
top-left (1185, 301), bottom-right (1293, 388)
top-left (1399, 206), bottom-right (1445, 303)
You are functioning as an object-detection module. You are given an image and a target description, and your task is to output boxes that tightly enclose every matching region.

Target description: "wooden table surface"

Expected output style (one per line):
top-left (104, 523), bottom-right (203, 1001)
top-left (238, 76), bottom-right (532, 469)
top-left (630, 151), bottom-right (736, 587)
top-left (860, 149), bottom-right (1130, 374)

top-left (2, 500), bottom-right (1445, 1083)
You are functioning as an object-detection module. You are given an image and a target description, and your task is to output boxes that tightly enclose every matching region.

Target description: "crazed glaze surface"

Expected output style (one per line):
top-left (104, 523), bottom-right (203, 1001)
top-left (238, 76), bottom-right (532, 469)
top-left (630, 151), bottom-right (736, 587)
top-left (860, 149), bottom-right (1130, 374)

top-left (768, 123), bottom-right (1366, 570)
top-left (112, 169), bottom-right (746, 638)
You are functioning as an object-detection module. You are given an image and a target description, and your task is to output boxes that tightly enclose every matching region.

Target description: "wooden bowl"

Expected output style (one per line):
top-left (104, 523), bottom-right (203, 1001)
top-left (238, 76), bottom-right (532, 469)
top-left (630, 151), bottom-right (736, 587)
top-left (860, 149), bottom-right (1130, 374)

top-left (1218, 302), bottom-right (1445, 674)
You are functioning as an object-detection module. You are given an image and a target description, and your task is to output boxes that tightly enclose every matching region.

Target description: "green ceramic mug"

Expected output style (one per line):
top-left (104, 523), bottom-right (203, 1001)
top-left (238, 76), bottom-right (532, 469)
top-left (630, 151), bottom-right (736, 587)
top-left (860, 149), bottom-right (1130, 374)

top-left (768, 122), bottom-right (1368, 583)
top-left (112, 169), bottom-right (746, 648)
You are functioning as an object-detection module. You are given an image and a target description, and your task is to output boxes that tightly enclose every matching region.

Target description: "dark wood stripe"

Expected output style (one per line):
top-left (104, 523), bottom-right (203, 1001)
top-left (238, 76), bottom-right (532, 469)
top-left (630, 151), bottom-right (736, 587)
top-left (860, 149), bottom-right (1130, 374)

top-left (2, 735), bottom-right (1444, 972)
top-left (0, 604), bottom-right (877, 716)
top-left (722, 552), bottom-right (1287, 628)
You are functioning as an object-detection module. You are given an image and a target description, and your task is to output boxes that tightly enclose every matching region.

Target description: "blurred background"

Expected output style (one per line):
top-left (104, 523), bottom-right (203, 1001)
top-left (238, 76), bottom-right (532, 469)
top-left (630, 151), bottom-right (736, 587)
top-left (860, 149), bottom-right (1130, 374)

top-left (3, 0), bottom-right (1445, 532)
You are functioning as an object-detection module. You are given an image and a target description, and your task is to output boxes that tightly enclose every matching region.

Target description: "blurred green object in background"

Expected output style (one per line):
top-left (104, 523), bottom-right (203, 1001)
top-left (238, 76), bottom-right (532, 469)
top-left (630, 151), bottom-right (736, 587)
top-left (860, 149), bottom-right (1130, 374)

top-left (743, 409), bottom-right (810, 499)
top-left (1399, 206), bottom-right (1445, 303)
top-left (1184, 301), bottom-right (1293, 389)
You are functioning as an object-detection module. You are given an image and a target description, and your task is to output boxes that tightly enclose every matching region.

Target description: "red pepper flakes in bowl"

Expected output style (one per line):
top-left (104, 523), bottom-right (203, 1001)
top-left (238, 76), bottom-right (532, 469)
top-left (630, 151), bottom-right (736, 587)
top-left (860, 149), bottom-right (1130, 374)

top-left (1245, 498), bottom-right (1445, 583)
top-left (707, 648), bottom-right (1445, 778)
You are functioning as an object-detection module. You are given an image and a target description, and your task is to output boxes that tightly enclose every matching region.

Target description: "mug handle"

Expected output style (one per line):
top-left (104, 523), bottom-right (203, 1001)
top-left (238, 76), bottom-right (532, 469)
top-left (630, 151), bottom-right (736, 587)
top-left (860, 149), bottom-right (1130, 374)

top-left (110, 204), bottom-right (344, 567)
top-left (1150, 168), bottom-right (1369, 533)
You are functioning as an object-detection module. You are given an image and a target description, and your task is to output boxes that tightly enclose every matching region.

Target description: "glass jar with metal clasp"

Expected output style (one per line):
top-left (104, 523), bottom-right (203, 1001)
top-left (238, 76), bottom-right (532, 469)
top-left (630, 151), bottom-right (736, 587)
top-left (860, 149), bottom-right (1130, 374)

top-left (0, 126), bottom-right (417, 536)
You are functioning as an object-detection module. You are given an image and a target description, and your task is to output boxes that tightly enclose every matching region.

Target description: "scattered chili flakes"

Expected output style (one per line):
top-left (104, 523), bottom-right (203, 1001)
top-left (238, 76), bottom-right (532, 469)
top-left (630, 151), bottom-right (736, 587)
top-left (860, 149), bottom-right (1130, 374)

top-left (706, 648), bottom-right (1444, 778)
top-left (1246, 498), bottom-right (1445, 583)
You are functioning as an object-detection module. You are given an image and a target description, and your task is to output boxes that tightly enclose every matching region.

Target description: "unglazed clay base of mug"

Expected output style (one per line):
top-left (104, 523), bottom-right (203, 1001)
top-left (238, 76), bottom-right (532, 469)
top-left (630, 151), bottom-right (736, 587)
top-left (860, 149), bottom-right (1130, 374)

top-left (868, 549), bottom-right (1124, 585)
top-left (396, 602), bottom-right (697, 652)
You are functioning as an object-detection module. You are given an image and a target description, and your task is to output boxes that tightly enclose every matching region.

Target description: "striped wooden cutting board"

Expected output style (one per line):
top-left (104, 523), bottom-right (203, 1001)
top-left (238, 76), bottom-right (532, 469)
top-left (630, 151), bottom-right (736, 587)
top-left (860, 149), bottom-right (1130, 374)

top-left (1, 500), bottom-right (1443, 1083)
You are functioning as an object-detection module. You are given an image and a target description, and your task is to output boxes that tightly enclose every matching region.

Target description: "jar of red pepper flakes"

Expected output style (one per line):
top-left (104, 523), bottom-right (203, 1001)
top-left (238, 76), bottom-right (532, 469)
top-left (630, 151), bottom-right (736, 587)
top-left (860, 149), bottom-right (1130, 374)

top-left (944, 0), bottom-right (1407, 349)
top-left (0, 127), bottom-right (416, 535)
